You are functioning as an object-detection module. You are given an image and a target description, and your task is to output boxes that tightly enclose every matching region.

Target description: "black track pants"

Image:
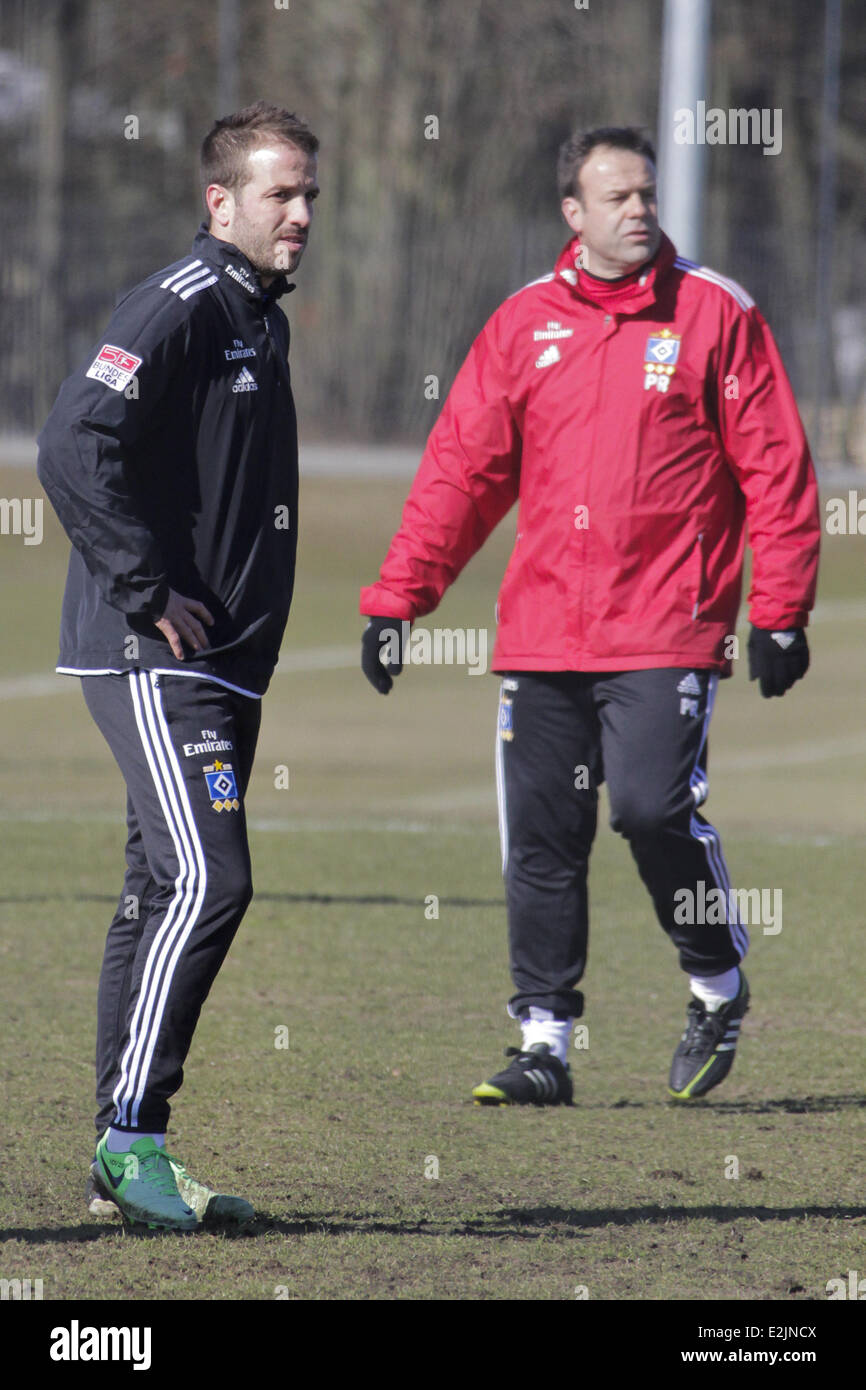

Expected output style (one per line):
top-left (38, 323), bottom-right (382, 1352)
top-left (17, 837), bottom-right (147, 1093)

top-left (81, 671), bottom-right (261, 1135)
top-left (495, 670), bottom-right (748, 1018)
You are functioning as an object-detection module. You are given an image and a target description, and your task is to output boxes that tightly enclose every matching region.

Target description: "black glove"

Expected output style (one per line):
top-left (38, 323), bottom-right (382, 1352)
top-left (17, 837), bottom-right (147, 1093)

top-left (747, 626), bottom-right (809, 698)
top-left (361, 615), bottom-right (406, 695)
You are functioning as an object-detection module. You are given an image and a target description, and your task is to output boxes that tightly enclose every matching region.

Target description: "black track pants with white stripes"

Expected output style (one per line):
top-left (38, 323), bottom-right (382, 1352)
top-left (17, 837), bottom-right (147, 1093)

top-left (495, 670), bottom-right (748, 1019)
top-left (81, 672), bottom-right (261, 1136)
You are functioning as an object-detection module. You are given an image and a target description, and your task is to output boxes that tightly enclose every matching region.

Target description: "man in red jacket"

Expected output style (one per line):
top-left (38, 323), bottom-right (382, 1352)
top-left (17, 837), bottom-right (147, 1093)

top-left (360, 126), bottom-right (820, 1105)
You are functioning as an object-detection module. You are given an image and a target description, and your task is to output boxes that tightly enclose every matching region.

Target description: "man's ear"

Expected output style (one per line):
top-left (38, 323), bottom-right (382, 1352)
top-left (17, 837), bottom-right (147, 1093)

top-left (205, 182), bottom-right (233, 230)
top-left (561, 195), bottom-right (583, 236)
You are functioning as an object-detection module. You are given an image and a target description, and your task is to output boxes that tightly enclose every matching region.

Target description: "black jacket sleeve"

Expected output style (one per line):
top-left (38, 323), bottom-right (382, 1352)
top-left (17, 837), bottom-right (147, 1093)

top-left (37, 285), bottom-right (194, 620)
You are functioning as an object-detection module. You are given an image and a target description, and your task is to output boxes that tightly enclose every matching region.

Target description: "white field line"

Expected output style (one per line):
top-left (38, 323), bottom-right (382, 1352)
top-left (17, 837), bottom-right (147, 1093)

top-left (714, 732), bottom-right (866, 771)
top-left (0, 807), bottom-right (437, 832)
top-left (4, 596), bottom-right (866, 703)
top-left (0, 673), bottom-right (68, 698)
top-left (275, 643), bottom-right (359, 672)
top-left (0, 806), bottom-right (852, 848)
top-left (0, 645), bottom-right (360, 701)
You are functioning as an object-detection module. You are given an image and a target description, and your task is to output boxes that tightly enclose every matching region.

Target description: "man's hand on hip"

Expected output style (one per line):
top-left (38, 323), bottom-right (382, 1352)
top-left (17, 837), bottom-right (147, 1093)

top-left (361, 616), bottom-right (406, 695)
top-left (155, 590), bottom-right (215, 660)
top-left (748, 626), bottom-right (809, 698)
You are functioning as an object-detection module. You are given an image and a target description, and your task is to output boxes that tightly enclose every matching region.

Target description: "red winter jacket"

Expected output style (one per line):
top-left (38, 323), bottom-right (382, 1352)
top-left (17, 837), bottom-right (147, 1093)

top-left (360, 233), bottom-right (820, 674)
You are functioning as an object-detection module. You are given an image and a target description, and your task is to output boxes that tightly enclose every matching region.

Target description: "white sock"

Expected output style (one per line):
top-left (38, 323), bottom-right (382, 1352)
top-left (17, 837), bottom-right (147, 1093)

top-left (105, 1127), bottom-right (165, 1153)
top-left (689, 967), bottom-right (741, 1012)
top-left (521, 1007), bottom-right (572, 1064)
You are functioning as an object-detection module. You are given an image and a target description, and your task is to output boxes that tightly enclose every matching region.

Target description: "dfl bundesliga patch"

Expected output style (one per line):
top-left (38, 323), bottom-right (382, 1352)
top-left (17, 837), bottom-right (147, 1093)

top-left (85, 344), bottom-right (144, 393)
top-left (203, 760), bottom-right (240, 812)
top-left (643, 329), bottom-right (681, 393)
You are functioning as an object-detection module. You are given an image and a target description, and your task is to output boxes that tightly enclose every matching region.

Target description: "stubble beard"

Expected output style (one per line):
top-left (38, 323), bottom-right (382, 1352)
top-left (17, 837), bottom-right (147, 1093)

top-left (251, 238), bottom-right (304, 279)
top-left (231, 210), bottom-right (301, 280)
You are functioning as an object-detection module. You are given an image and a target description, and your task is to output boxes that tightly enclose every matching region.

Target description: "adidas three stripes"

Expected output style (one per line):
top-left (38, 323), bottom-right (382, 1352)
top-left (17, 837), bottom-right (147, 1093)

top-left (82, 672), bottom-right (261, 1135)
top-left (496, 669), bottom-right (748, 1020)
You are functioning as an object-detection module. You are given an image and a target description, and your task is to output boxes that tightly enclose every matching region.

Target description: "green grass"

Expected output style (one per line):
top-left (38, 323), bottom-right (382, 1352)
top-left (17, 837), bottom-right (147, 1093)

top-left (0, 465), bottom-right (864, 1301)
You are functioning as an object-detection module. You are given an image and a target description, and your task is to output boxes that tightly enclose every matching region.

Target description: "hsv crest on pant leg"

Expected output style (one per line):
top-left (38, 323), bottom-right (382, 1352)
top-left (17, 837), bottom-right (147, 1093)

top-left (203, 760), bottom-right (240, 812)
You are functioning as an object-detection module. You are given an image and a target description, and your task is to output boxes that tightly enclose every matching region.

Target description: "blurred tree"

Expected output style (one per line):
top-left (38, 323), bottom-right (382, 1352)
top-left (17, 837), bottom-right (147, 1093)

top-left (0, 0), bottom-right (863, 457)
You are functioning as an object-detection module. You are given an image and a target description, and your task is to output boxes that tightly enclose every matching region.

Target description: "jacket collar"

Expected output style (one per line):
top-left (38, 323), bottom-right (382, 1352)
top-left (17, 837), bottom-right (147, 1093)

top-left (554, 231), bottom-right (678, 313)
top-left (192, 223), bottom-right (295, 303)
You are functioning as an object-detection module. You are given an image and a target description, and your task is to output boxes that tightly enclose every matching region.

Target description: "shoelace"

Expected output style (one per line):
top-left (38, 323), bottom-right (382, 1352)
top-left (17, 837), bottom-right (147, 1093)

top-left (681, 1001), bottom-right (728, 1054)
top-left (135, 1149), bottom-right (182, 1196)
top-left (503, 1047), bottom-right (556, 1066)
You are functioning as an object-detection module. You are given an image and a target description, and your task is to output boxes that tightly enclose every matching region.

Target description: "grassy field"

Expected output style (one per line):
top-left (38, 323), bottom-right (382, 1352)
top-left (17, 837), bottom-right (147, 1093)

top-left (1, 462), bottom-right (865, 1304)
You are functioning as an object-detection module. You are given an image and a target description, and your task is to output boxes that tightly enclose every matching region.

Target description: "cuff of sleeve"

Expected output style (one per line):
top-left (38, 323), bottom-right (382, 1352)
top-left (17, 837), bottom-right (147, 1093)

top-left (750, 613), bottom-right (809, 631)
top-left (130, 580), bottom-right (170, 622)
top-left (359, 586), bottom-right (417, 620)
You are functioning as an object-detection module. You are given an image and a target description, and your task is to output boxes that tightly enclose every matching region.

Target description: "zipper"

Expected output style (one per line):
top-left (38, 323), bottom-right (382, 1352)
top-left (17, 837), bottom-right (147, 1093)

top-left (261, 309), bottom-right (291, 389)
top-left (692, 531), bottom-right (704, 619)
top-left (575, 319), bottom-right (614, 658)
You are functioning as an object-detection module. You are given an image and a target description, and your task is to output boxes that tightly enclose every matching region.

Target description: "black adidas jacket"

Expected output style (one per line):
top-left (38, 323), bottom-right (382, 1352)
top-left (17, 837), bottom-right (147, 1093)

top-left (37, 224), bottom-right (300, 696)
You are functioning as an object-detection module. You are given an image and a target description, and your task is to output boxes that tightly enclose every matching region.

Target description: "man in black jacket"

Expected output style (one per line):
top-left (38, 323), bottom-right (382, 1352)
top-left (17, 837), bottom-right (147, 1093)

top-left (37, 101), bottom-right (319, 1230)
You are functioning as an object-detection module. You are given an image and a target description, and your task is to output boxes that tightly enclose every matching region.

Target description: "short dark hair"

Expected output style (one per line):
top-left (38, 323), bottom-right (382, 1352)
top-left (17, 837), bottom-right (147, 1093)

top-left (201, 100), bottom-right (319, 195)
top-left (557, 125), bottom-right (656, 201)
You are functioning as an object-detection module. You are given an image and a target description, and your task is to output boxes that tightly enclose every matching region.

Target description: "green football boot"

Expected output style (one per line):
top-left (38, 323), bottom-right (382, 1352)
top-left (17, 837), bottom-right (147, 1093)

top-left (91, 1133), bottom-right (197, 1231)
top-left (87, 1142), bottom-right (255, 1226)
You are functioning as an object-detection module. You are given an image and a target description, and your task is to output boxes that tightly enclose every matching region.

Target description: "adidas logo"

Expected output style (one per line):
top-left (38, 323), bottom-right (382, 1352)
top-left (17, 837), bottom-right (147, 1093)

top-left (231, 366), bottom-right (258, 393)
top-left (771, 631), bottom-right (796, 649)
top-left (524, 1068), bottom-right (560, 1100)
top-left (717, 1021), bottom-right (742, 1052)
top-left (676, 671), bottom-right (702, 696)
top-left (535, 344), bottom-right (561, 369)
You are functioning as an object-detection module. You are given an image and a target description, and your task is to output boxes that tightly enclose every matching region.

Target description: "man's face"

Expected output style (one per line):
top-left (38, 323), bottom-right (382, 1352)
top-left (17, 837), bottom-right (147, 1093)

top-left (208, 141), bottom-right (319, 283)
top-left (561, 147), bottom-right (660, 278)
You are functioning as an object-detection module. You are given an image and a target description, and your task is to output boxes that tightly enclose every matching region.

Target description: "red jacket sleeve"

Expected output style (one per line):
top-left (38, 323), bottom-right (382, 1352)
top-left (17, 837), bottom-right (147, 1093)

top-left (360, 314), bottom-right (521, 620)
top-left (716, 305), bottom-right (820, 629)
